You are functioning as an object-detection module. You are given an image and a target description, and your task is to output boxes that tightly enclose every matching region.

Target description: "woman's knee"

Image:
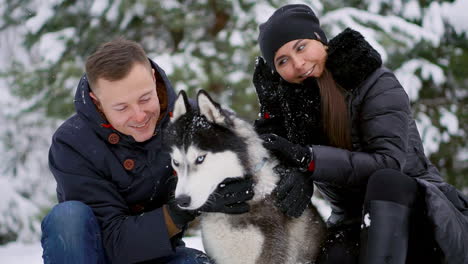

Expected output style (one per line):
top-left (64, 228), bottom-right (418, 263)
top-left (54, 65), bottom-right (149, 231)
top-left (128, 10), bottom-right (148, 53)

top-left (42, 201), bottom-right (98, 235)
top-left (365, 169), bottom-right (418, 206)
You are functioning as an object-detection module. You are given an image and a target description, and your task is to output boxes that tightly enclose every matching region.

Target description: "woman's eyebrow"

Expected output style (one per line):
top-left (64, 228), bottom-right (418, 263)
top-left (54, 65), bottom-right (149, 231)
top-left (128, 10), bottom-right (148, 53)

top-left (275, 39), bottom-right (304, 64)
top-left (292, 39), bottom-right (304, 50)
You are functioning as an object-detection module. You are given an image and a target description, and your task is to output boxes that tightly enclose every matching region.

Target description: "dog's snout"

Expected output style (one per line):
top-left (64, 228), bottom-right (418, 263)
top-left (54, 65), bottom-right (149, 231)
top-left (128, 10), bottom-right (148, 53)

top-left (175, 195), bottom-right (191, 208)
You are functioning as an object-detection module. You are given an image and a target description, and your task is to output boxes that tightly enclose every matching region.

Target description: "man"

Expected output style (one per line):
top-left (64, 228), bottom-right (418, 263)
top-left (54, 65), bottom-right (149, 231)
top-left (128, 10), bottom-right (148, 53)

top-left (41, 38), bottom-right (254, 264)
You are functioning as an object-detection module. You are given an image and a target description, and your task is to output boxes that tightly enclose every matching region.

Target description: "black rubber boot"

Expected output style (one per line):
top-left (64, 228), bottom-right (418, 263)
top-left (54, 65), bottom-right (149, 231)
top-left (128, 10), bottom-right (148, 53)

top-left (359, 200), bottom-right (411, 264)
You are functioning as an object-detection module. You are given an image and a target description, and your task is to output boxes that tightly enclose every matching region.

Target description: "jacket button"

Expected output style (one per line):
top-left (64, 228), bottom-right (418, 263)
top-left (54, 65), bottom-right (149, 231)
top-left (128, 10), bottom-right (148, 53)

top-left (123, 159), bottom-right (135, 170)
top-left (108, 133), bottom-right (119, 144)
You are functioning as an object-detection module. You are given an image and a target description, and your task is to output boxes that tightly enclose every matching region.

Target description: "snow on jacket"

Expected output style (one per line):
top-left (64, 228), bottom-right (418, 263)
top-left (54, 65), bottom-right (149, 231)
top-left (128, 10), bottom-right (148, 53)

top-left (255, 28), bottom-right (468, 264)
top-left (48, 59), bottom-right (180, 263)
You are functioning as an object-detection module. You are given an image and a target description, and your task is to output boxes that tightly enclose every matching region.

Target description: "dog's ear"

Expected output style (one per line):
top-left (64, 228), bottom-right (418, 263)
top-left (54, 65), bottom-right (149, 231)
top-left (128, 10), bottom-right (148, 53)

top-left (197, 90), bottom-right (230, 126)
top-left (172, 90), bottom-right (190, 122)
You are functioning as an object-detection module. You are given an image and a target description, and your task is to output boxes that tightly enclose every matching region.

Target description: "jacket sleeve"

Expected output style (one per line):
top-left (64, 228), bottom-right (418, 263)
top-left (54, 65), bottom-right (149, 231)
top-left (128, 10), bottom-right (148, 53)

top-left (311, 73), bottom-right (411, 186)
top-left (49, 132), bottom-right (175, 264)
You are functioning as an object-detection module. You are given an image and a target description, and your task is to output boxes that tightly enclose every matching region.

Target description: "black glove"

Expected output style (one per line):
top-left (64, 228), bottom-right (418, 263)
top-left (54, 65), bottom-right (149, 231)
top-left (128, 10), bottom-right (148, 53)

top-left (253, 116), bottom-right (286, 136)
top-left (260, 133), bottom-right (314, 171)
top-left (273, 166), bottom-right (314, 218)
top-left (199, 177), bottom-right (255, 214)
top-left (253, 57), bottom-right (283, 118)
top-left (166, 199), bottom-right (200, 230)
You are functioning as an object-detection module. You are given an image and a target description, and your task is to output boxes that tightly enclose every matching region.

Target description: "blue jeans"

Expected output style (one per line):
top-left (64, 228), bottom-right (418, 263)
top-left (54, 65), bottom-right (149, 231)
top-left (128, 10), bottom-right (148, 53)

top-left (41, 201), bottom-right (212, 264)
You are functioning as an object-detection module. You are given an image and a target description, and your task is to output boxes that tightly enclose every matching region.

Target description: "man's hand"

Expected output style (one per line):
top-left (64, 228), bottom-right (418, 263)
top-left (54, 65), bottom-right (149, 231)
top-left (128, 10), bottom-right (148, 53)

top-left (273, 166), bottom-right (314, 218)
top-left (165, 199), bottom-right (199, 230)
top-left (260, 133), bottom-right (314, 171)
top-left (199, 177), bottom-right (255, 214)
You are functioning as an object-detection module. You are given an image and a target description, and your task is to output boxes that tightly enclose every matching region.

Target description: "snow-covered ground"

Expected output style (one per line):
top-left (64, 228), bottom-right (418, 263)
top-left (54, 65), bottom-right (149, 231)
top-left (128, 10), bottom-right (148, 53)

top-left (0, 236), bottom-right (204, 264)
top-left (0, 198), bottom-right (330, 263)
top-left (0, 241), bottom-right (43, 263)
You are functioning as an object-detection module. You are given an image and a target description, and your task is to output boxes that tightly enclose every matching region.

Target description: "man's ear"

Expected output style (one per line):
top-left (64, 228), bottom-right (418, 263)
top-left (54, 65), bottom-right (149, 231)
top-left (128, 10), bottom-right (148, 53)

top-left (172, 90), bottom-right (191, 122)
top-left (89, 92), bottom-right (102, 111)
top-left (197, 90), bottom-right (229, 126)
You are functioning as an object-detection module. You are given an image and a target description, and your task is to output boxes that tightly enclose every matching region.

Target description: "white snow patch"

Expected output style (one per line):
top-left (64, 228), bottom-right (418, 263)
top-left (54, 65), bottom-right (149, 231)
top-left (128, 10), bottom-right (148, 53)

top-left (322, 7), bottom-right (440, 61)
top-left (395, 59), bottom-right (445, 101)
top-left (229, 30), bottom-right (244, 46)
top-left (120, 3), bottom-right (145, 30)
top-left (38, 27), bottom-right (75, 64)
top-left (183, 235), bottom-right (205, 252)
top-left (308, 0), bottom-right (324, 14)
top-left (90, 0), bottom-right (109, 16)
top-left (175, 82), bottom-right (188, 93)
top-left (312, 196), bottom-right (332, 220)
top-left (160, 0), bottom-right (182, 10)
top-left (254, 3), bottom-right (276, 24)
top-left (0, 241), bottom-right (43, 264)
top-left (416, 112), bottom-right (441, 155)
top-left (227, 71), bottom-right (244, 83)
top-left (402, 0), bottom-right (422, 20)
top-left (422, 2), bottom-right (445, 39)
top-left (367, 0), bottom-right (386, 13)
top-left (364, 213), bottom-right (371, 228)
top-left (440, 107), bottom-right (459, 135)
top-left (106, 0), bottom-right (120, 22)
top-left (0, 235), bottom-right (206, 264)
top-left (152, 53), bottom-right (187, 76)
top-left (24, 1), bottom-right (60, 33)
top-left (0, 178), bottom-right (41, 243)
top-left (152, 54), bottom-right (173, 74)
top-left (395, 66), bottom-right (422, 102)
top-left (441, 0), bottom-right (468, 35)
top-left (199, 42), bottom-right (216, 57)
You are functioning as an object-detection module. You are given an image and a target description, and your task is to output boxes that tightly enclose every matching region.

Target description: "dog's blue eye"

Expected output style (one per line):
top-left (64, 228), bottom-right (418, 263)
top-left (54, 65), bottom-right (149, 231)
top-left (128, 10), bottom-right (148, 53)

top-left (195, 155), bottom-right (206, 165)
top-left (172, 159), bottom-right (180, 167)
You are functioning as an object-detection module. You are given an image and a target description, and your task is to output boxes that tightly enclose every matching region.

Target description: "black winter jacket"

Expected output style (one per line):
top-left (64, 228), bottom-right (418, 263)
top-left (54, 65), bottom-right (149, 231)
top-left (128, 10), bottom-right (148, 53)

top-left (255, 28), bottom-right (468, 264)
top-left (49, 60), bottom-right (180, 263)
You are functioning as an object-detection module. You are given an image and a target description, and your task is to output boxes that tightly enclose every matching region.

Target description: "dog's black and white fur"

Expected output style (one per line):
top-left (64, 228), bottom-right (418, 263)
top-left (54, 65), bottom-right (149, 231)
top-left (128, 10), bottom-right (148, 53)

top-left (164, 90), bottom-right (326, 264)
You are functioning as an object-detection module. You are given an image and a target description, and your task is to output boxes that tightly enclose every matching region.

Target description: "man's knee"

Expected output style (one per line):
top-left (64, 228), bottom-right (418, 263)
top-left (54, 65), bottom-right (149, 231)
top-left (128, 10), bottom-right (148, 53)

top-left (42, 201), bottom-right (97, 235)
top-left (365, 169), bottom-right (418, 206)
top-left (165, 247), bottom-right (214, 264)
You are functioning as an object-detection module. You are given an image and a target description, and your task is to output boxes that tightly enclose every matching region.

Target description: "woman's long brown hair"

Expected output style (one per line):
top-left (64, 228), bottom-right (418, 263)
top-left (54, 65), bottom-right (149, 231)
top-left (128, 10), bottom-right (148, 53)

top-left (317, 69), bottom-right (352, 150)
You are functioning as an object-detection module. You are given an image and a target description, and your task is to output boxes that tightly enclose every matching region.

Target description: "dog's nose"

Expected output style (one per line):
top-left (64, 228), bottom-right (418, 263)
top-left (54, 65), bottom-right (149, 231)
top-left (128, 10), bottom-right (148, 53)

top-left (175, 195), bottom-right (191, 208)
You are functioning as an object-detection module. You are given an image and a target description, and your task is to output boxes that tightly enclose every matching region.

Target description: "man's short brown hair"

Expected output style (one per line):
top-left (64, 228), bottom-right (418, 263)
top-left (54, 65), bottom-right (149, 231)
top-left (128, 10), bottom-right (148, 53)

top-left (85, 37), bottom-right (152, 91)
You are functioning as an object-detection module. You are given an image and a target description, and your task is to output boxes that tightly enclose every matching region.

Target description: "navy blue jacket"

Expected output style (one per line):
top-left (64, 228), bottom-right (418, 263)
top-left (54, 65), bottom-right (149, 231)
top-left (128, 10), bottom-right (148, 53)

top-left (49, 60), bottom-right (179, 263)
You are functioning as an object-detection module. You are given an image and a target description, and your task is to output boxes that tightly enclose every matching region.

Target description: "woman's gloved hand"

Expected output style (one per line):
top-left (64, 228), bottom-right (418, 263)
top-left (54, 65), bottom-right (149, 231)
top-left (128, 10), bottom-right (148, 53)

top-left (166, 177), bottom-right (254, 229)
top-left (253, 57), bottom-right (283, 118)
top-left (260, 133), bottom-right (314, 171)
top-left (273, 165), bottom-right (315, 218)
top-left (198, 177), bottom-right (255, 214)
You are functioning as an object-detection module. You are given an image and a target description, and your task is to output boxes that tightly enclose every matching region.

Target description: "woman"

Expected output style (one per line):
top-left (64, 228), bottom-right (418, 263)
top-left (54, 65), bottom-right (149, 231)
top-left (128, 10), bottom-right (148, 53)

top-left (253, 4), bottom-right (468, 264)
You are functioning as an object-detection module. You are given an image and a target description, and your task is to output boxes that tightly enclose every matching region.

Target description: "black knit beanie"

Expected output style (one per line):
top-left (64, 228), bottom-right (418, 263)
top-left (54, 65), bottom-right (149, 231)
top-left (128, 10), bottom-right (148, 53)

top-left (258, 4), bottom-right (328, 70)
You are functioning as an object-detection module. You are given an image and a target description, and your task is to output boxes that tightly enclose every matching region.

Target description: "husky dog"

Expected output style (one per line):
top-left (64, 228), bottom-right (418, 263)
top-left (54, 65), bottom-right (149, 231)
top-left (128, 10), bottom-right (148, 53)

top-left (165, 90), bottom-right (326, 264)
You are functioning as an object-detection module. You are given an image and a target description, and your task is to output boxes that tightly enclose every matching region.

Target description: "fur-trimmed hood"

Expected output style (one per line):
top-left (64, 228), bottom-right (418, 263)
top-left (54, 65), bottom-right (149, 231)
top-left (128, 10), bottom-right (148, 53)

top-left (326, 28), bottom-right (382, 91)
